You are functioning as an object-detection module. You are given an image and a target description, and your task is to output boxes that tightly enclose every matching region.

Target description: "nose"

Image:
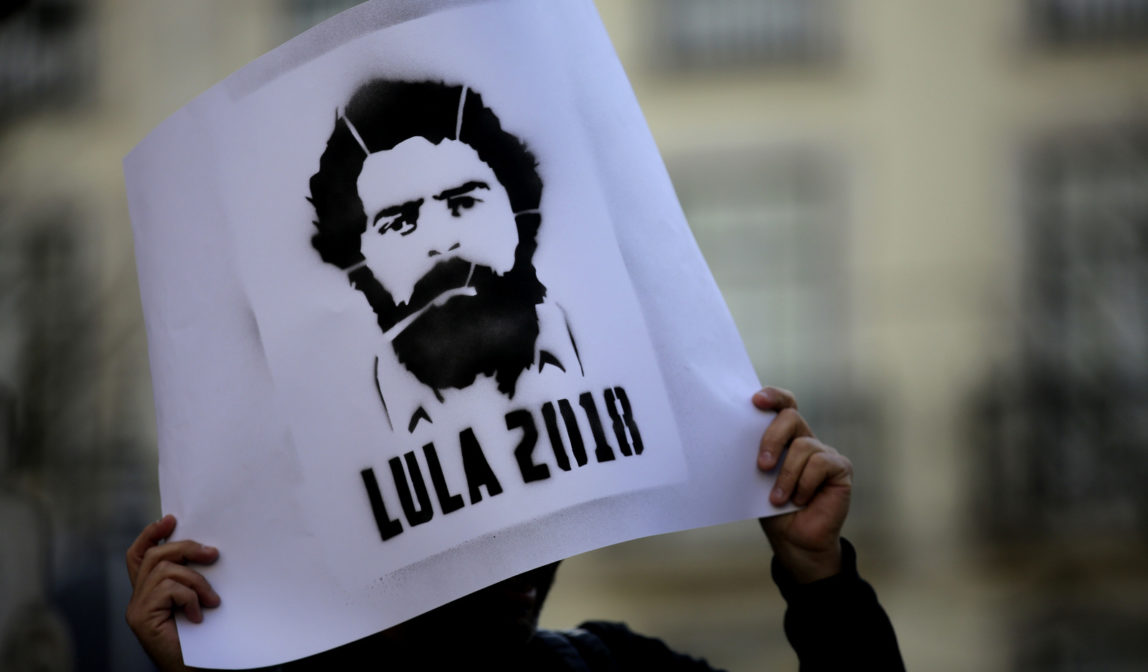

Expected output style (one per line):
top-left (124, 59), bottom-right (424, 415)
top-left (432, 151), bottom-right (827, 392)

top-left (427, 242), bottom-right (461, 258)
top-left (421, 203), bottom-right (464, 258)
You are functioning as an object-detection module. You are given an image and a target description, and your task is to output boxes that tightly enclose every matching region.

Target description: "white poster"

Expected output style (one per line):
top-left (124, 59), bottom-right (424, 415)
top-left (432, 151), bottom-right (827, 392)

top-left (125, 1), bottom-right (787, 668)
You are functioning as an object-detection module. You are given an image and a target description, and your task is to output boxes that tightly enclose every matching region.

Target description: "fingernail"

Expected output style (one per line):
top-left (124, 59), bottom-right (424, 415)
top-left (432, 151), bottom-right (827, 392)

top-left (753, 391), bottom-right (769, 405)
top-left (202, 545), bottom-right (217, 553)
top-left (761, 451), bottom-right (773, 465)
top-left (772, 486), bottom-right (785, 501)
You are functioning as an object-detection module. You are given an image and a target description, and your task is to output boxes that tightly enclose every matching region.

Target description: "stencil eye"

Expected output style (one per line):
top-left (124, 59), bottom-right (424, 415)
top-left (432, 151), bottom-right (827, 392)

top-left (371, 198), bottom-right (423, 236)
top-left (385, 217), bottom-right (417, 236)
top-left (446, 195), bottom-right (481, 217)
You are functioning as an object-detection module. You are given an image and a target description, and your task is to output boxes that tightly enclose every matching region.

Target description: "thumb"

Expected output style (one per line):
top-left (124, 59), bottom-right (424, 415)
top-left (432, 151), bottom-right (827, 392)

top-left (752, 387), bottom-right (797, 412)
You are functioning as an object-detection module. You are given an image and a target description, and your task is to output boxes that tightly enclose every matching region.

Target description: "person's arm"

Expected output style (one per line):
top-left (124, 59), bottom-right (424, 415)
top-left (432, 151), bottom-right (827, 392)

top-left (770, 538), bottom-right (903, 670)
top-left (124, 515), bottom-right (221, 672)
top-left (752, 387), bottom-right (905, 671)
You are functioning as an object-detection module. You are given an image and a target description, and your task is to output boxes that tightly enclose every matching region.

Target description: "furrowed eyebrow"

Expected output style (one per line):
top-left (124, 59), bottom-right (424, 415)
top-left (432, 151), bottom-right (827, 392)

top-left (433, 180), bottom-right (490, 201)
top-left (373, 198), bottom-right (423, 224)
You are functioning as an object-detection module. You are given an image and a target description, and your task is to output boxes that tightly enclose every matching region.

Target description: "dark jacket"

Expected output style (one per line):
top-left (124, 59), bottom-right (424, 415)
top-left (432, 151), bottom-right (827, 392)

top-left (274, 539), bottom-right (904, 671)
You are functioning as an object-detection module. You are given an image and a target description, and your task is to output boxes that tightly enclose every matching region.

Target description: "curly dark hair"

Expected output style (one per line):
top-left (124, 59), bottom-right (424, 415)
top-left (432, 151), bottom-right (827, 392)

top-left (309, 79), bottom-right (543, 272)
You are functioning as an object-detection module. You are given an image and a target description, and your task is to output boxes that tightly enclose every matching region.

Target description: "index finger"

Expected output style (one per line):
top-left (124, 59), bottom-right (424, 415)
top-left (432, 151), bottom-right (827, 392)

top-left (126, 514), bottom-right (176, 584)
top-left (758, 407), bottom-right (814, 470)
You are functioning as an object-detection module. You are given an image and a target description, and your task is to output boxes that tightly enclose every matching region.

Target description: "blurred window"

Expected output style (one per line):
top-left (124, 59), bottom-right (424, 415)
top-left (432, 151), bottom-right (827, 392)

top-left (1026, 127), bottom-right (1148, 376)
top-left (1013, 602), bottom-right (1148, 672)
top-left (282, 0), bottom-right (364, 38)
top-left (1028, 0), bottom-right (1148, 46)
top-left (658, 0), bottom-right (838, 69)
top-left (973, 124), bottom-right (1148, 538)
top-left (670, 148), bottom-right (846, 388)
top-left (10, 209), bottom-right (95, 470)
top-left (670, 148), bottom-right (886, 536)
top-left (0, 0), bottom-right (90, 122)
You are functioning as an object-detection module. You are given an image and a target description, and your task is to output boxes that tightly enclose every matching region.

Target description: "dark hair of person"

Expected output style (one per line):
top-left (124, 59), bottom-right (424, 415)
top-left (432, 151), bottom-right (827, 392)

top-left (309, 78), bottom-right (544, 288)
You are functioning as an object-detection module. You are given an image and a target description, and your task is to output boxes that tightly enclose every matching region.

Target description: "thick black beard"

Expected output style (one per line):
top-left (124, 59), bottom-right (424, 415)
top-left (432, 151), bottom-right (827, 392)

top-left (390, 263), bottom-right (541, 397)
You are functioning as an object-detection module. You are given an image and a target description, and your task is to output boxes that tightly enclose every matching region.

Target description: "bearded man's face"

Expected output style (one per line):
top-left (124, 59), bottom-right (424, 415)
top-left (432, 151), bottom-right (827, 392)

top-left (355, 137), bottom-right (541, 397)
top-left (356, 136), bottom-right (519, 307)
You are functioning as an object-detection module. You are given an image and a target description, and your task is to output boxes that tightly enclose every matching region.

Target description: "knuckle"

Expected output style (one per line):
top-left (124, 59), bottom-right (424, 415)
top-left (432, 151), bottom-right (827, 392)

top-left (791, 438), bottom-right (820, 458)
top-left (783, 408), bottom-right (809, 428)
top-left (160, 574), bottom-right (191, 594)
top-left (770, 386), bottom-right (796, 406)
top-left (154, 559), bottom-right (189, 581)
top-left (793, 436), bottom-right (818, 450)
top-left (141, 544), bottom-right (163, 563)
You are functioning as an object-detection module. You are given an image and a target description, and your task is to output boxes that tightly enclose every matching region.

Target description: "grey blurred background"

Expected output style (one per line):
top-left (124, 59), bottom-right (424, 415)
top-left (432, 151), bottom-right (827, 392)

top-left (2, 0), bottom-right (1147, 670)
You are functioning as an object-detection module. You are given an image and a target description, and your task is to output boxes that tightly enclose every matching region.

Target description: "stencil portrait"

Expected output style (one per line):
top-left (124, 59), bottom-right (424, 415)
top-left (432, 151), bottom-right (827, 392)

top-left (309, 79), bottom-right (583, 433)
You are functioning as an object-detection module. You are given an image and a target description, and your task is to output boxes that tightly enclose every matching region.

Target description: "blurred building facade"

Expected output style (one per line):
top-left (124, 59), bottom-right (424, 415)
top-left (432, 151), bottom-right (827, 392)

top-left (588, 2), bottom-right (1148, 670)
top-left (0, 1), bottom-right (1145, 670)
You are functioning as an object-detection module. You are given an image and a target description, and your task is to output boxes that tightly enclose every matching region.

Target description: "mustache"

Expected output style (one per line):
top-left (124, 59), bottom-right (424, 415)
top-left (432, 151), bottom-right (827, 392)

top-left (349, 244), bottom-right (548, 348)
top-left (384, 258), bottom-right (497, 333)
top-left (404, 257), bottom-right (474, 307)
top-left (383, 269), bottom-right (477, 342)
top-left (409, 257), bottom-right (506, 306)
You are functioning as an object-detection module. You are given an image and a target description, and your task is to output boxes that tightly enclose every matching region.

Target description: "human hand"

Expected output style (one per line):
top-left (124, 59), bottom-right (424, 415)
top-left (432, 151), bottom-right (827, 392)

top-left (124, 515), bottom-right (221, 672)
top-left (753, 387), bottom-right (853, 583)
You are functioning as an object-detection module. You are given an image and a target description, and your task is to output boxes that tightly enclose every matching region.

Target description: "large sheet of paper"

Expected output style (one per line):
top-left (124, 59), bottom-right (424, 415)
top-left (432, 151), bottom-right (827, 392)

top-left (124, 0), bottom-right (790, 668)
